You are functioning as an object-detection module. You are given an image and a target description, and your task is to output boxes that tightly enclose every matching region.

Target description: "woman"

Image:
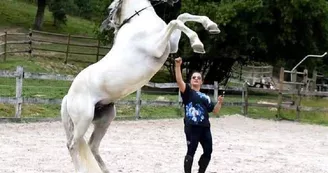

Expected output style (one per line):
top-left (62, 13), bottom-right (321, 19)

top-left (175, 57), bottom-right (223, 173)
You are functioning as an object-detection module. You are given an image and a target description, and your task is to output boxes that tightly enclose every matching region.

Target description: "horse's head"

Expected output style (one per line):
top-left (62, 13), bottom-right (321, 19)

top-left (154, 0), bottom-right (179, 6)
top-left (100, 0), bottom-right (179, 33)
top-left (100, 0), bottom-right (122, 33)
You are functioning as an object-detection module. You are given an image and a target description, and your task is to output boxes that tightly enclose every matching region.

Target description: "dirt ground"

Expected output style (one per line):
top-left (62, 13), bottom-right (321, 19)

top-left (0, 115), bottom-right (328, 173)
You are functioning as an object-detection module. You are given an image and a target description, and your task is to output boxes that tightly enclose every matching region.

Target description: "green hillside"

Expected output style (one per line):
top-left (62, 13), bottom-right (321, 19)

top-left (0, 0), bottom-right (96, 35)
top-left (0, 0), bottom-right (175, 120)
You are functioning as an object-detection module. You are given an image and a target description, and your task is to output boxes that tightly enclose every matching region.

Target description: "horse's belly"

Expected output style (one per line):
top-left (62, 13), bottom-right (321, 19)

top-left (97, 58), bottom-right (169, 103)
top-left (100, 78), bottom-right (149, 103)
top-left (97, 68), bottom-right (154, 101)
top-left (74, 34), bottom-right (169, 104)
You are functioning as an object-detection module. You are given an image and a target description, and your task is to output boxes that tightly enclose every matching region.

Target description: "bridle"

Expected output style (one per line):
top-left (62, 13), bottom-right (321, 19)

top-left (117, 0), bottom-right (174, 30)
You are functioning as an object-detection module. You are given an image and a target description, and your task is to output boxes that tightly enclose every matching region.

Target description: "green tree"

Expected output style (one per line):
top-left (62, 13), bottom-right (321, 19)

top-left (33, 0), bottom-right (47, 30)
top-left (254, 0), bottom-right (328, 70)
top-left (48, 0), bottom-right (78, 27)
top-left (73, 0), bottom-right (93, 19)
top-left (95, 0), bottom-right (328, 83)
top-left (33, 0), bottom-right (75, 29)
top-left (174, 0), bottom-right (328, 83)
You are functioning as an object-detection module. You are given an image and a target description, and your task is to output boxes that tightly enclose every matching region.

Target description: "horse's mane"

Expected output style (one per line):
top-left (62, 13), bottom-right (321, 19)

top-left (100, 0), bottom-right (123, 33)
top-left (100, 0), bottom-right (174, 34)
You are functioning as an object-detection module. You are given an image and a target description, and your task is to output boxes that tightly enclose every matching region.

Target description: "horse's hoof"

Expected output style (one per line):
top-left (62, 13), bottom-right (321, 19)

top-left (192, 44), bottom-right (205, 54)
top-left (207, 23), bottom-right (220, 34)
top-left (194, 50), bottom-right (206, 54)
top-left (209, 29), bottom-right (221, 34)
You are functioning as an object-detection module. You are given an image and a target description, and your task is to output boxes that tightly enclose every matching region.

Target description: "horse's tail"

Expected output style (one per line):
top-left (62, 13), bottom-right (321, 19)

top-left (78, 139), bottom-right (103, 173)
top-left (61, 95), bottom-right (73, 142)
top-left (61, 95), bottom-right (103, 173)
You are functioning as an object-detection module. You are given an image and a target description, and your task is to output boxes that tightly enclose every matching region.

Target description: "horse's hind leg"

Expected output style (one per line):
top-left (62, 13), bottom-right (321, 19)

top-left (89, 103), bottom-right (116, 173)
top-left (67, 100), bottom-right (95, 173)
top-left (177, 13), bottom-right (220, 34)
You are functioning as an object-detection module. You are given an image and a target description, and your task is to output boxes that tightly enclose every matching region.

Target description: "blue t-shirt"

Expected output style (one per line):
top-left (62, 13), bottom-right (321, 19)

top-left (181, 84), bottom-right (215, 127)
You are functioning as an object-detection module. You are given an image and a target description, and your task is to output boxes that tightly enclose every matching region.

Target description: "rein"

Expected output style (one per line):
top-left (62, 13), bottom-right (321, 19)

top-left (117, 1), bottom-right (165, 30)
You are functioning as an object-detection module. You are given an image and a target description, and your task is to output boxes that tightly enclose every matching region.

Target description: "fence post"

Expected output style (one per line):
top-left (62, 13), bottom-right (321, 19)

top-left (291, 71), bottom-right (297, 83)
top-left (312, 70), bottom-right (317, 92)
top-left (291, 69), bottom-right (297, 91)
top-left (4, 31), bottom-right (7, 61)
top-left (65, 34), bottom-right (71, 64)
top-left (213, 81), bottom-right (218, 102)
top-left (243, 82), bottom-right (248, 116)
top-left (303, 69), bottom-right (308, 91)
top-left (28, 29), bottom-right (33, 60)
top-left (295, 86), bottom-right (301, 121)
top-left (178, 90), bottom-right (183, 116)
top-left (241, 82), bottom-right (245, 114)
top-left (178, 90), bottom-right (182, 103)
top-left (15, 66), bottom-right (24, 118)
top-left (251, 67), bottom-right (254, 84)
top-left (96, 39), bottom-right (100, 62)
top-left (239, 64), bottom-right (242, 81)
top-left (277, 67), bottom-right (284, 119)
top-left (135, 88), bottom-right (141, 119)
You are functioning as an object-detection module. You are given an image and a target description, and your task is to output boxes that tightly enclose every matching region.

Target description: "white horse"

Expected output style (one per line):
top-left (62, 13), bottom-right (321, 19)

top-left (60, 0), bottom-right (220, 172)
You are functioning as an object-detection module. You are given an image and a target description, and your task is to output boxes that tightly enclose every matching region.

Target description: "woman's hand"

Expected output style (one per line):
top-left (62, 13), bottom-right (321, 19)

top-left (175, 57), bottom-right (182, 67)
top-left (174, 57), bottom-right (186, 93)
top-left (213, 95), bottom-right (224, 114)
top-left (218, 95), bottom-right (224, 105)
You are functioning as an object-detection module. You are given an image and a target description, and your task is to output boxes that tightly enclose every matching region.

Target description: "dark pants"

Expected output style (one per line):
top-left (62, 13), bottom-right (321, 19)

top-left (184, 125), bottom-right (213, 159)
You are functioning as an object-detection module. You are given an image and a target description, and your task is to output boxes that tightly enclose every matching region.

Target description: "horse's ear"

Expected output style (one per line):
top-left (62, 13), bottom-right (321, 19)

top-left (100, 19), bottom-right (110, 32)
top-left (165, 0), bottom-right (179, 6)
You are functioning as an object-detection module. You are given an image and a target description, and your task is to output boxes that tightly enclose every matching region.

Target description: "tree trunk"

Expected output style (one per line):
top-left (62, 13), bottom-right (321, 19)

top-left (33, 0), bottom-right (46, 30)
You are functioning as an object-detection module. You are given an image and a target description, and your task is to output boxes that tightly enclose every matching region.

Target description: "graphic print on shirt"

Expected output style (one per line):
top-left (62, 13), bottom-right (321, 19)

top-left (181, 84), bottom-right (215, 126)
top-left (185, 91), bottom-right (212, 124)
top-left (186, 102), bottom-right (205, 123)
top-left (196, 91), bottom-right (212, 105)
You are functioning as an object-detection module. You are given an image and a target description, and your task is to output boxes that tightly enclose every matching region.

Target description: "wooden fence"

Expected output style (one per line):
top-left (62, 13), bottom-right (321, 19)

top-left (276, 67), bottom-right (328, 119)
top-left (231, 65), bottom-right (274, 87)
top-left (2, 66), bottom-right (328, 121)
top-left (0, 31), bottom-right (32, 61)
top-left (0, 66), bottom-right (224, 119)
top-left (0, 29), bottom-right (111, 63)
top-left (231, 64), bottom-right (326, 91)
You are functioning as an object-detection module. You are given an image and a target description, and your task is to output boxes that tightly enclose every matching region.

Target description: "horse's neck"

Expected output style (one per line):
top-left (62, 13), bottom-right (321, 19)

top-left (121, 0), bottom-right (153, 20)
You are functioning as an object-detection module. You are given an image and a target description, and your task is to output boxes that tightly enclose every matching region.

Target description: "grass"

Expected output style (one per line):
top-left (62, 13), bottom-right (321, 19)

top-left (1, 66), bottom-right (328, 126)
top-left (0, 0), bottom-right (328, 125)
top-left (30, 40), bottom-right (109, 64)
top-left (0, 56), bottom-right (89, 75)
top-left (0, 0), bottom-right (96, 35)
top-left (0, 55), bottom-right (184, 119)
top-left (1, 56), bottom-right (328, 125)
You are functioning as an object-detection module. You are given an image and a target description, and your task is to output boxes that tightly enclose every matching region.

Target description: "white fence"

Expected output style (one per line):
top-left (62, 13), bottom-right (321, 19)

top-left (0, 66), bottom-right (227, 119)
top-left (3, 66), bottom-right (328, 121)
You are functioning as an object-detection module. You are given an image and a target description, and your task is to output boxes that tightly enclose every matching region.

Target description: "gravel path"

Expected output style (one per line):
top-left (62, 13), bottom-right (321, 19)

top-left (1, 115), bottom-right (328, 173)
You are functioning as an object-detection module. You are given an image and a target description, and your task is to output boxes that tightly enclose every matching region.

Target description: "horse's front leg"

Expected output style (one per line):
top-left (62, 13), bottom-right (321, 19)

top-left (169, 29), bottom-right (181, 53)
top-left (169, 13), bottom-right (220, 53)
top-left (177, 13), bottom-right (220, 34)
top-left (152, 19), bottom-right (205, 57)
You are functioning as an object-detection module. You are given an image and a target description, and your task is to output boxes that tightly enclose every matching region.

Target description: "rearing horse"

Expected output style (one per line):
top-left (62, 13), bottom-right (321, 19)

top-left (60, 0), bottom-right (220, 172)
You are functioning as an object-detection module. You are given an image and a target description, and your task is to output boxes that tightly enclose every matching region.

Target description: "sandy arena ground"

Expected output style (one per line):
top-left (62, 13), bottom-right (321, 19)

top-left (1, 115), bottom-right (328, 173)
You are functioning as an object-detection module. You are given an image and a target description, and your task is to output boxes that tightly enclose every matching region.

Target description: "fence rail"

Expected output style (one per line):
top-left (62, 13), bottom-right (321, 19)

top-left (0, 66), bottom-right (223, 119)
top-left (0, 29), bottom-right (111, 63)
top-left (1, 66), bottom-right (328, 120)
